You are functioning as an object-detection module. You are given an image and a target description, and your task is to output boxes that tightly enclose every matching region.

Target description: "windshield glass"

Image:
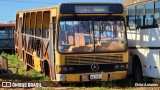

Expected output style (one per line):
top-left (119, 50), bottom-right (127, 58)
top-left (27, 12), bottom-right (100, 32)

top-left (58, 17), bottom-right (126, 53)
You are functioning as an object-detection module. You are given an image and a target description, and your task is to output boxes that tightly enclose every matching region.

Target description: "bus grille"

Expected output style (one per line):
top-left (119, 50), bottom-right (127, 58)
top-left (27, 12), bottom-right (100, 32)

top-left (65, 54), bottom-right (123, 65)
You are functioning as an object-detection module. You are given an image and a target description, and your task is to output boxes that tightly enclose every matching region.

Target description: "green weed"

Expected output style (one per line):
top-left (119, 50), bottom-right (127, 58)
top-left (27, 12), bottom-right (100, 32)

top-left (29, 69), bottom-right (44, 78)
top-left (0, 52), bottom-right (50, 81)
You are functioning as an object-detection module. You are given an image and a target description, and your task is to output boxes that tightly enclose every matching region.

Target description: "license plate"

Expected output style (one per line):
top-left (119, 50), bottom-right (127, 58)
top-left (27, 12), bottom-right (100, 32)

top-left (90, 74), bottom-right (102, 80)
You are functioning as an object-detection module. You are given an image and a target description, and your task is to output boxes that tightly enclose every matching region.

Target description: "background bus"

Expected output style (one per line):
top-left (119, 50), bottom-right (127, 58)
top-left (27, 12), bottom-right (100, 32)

top-left (123, 0), bottom-right (160, 81)
top-left (0, 24), bottom-right (15, 53)
top-left (15, 2), bottom-right (128, 82)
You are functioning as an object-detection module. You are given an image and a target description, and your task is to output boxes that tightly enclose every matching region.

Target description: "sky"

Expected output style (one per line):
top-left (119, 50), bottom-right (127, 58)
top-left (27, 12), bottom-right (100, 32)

top-left (0, 0), bottom-right (123, 23)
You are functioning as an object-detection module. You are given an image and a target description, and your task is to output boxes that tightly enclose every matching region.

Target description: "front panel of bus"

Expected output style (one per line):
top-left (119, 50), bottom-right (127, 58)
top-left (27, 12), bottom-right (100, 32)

top-left (55, 3), bottom-right (128, 82)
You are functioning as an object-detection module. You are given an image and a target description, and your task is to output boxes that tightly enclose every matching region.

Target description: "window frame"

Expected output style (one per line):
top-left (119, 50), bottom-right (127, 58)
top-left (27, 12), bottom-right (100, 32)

top-left (57, 16), bottom-right (127, 54)
top-left (144, 2), bottom-right (155, 28)
top-left (127, 0), bottom-right (160, 30)
top-left (136, 4), bottom-right (145, 28)
top-left (0, 27), bottom-right (13, 39)
top-left (155, 1), bottom-right (160, 26)
top-left (127, 5), bottom-right (136, 30)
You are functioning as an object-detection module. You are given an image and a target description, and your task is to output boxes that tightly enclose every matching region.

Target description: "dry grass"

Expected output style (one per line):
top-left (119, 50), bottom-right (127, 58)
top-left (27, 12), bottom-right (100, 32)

top-left (0, 53), bottom-right (160, 89)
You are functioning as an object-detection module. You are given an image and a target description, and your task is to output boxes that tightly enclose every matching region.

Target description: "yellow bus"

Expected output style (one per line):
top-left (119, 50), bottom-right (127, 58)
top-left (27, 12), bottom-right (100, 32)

top-left (15, 2), bottom-right (128, 82)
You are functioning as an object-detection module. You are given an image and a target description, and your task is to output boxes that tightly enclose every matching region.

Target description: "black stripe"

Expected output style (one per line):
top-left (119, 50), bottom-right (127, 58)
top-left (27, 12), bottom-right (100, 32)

top-left (129, 47), bottom-right (160, 49)
top-left (57, 63), bottom-right (128, 74)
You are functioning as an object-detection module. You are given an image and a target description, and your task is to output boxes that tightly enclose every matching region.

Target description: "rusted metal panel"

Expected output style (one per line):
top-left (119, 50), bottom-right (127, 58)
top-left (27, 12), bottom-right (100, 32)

top-left (0, 56), bottom-right (8, 74)
top-left (2, 56), bottom-right (8, 73)
top-left (15, 6), bottom-right (57, 80)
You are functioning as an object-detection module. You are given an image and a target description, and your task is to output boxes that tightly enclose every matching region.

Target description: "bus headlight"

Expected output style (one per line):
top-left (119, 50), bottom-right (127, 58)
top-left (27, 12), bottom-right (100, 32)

top-left (57, 66), bottom-right (62, 73)
top-left (57, 66), bottom-right (74, 74)
top-left (57, 66), bottom-right (67, 73)
top-left (114, 64), bottom-right (126, 70)
top-left (68, 67), bottom-right (74, 71)
top-left (114, 64), bottom-right (120, 69)
top-left (120, 64), bottom-right (125, 69)
top-left (62, 67), bottom-right (68, 72)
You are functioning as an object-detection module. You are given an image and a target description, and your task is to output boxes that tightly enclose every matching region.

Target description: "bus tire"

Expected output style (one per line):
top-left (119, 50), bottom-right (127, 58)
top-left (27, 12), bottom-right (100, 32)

top-left (44, 60), bottom-right (50, 76)
top-left (132, 56), bottom-right (143, 82)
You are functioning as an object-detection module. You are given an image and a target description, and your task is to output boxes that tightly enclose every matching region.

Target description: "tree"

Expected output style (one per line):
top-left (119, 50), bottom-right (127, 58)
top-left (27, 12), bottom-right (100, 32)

top-left (7, 20), bottom-right (16, 24)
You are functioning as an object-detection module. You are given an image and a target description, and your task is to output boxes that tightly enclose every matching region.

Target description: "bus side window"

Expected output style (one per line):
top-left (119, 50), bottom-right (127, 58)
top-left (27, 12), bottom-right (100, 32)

top-left (128, 6), bottom-right (136, 30)
top-left (136, 5), bottom-right (144, 28)
top-left (145, 2), bottom-right (154, 26)
top-left (155, 1), bottom-right (160, 25)
top-left (36, 12), bottom-right (42, 37)
top-left (31, 12), bottom-right (36, 35)
top-left (25, 13), bottom-right (31, 34)
top-left (42, 11), bottom-right (50, 38)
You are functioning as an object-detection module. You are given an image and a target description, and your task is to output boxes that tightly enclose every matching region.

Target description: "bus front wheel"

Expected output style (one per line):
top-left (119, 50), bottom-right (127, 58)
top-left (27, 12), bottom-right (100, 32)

top-left (132, 56), bottom-right (143, 82)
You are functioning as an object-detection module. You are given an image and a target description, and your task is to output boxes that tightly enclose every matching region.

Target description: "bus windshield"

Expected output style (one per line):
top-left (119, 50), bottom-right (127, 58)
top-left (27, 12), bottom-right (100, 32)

top-left (58, 16), bottom-right (127, 53)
